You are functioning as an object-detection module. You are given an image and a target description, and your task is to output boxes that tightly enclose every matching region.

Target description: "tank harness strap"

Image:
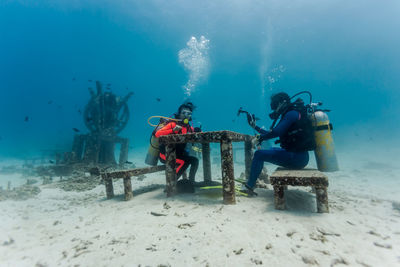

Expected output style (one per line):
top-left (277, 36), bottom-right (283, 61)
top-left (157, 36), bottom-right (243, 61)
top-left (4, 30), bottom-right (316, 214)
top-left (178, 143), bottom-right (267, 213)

top-left (315, 123), bottom-right (333, 131)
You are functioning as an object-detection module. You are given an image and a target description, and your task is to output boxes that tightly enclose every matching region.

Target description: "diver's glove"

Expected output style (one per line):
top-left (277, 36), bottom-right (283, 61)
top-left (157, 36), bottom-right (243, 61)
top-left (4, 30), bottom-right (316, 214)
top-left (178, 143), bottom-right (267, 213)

top-left (173, 125), bottom-right (182, 133)
top-left (252, 134), bottom-right (264, 147)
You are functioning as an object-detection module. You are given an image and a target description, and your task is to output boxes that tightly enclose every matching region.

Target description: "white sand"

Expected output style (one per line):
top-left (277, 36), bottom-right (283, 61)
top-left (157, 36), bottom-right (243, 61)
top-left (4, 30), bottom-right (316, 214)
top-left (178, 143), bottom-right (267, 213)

top-left (0, 150), bottom-right (399, 267)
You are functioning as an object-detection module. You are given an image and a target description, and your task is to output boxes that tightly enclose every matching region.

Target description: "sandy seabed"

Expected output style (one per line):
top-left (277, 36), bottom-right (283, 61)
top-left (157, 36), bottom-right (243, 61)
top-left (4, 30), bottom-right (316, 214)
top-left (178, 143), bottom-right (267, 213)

top-left (0, 149), bottom-right (399, 267)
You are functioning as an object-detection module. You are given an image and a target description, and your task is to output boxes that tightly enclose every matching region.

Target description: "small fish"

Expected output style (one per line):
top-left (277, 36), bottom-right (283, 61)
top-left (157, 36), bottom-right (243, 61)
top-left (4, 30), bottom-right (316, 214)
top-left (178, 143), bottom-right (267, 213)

top-left (107, 83), bottom-right (111, 86)
top-left (48, 100), bottom-right (53, 104)
top-left (106, 87), bottom-right (111, 90)
top-left (156, 98), bottom-right (161, 102)
top-left (126, 87), bottom-right (129, 90)
top-left (86, 117), bottom-right (93, 122)
top-left (57, 105), bottom-right (62, 109)
top-left (24, 116), bottom-right (29, 122)
top-left (88, 79), bottom-right (92, 82)
top-left (49, 160), bottom-right (55, 164)
top-left (125, 161), bottom-right (133, 164)
top-left (78, 109), bottom-right (82, 115)
top-left (72, 128), bottom-right (80, 132)
top-left (72, 77), bottom-right (76, 81)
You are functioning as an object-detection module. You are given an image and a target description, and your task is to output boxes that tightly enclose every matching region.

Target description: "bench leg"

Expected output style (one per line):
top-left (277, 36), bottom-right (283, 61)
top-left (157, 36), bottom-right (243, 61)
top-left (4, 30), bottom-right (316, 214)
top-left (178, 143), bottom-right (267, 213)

top-left (123, 176), bottom-right (133, 201)
top-left (220, 140), bottom-right (235, 205)
top-left (315, 186), bottom-right (329, 213)
top-left (104, 176), bottom-right (114, 199)
top-left (273, 186), bottom-right (285, 210)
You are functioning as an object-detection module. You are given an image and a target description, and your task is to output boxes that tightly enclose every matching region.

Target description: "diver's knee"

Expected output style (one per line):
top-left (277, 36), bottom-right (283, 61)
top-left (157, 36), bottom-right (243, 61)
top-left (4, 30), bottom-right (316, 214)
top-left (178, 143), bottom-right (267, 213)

top-left (254, 150), bottom-right (265, 159)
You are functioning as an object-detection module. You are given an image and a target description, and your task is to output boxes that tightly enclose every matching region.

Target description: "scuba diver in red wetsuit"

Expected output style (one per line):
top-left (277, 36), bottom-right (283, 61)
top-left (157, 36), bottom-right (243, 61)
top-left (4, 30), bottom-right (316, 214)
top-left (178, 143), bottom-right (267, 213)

top-left (154, 102), bottom-right (201, 184)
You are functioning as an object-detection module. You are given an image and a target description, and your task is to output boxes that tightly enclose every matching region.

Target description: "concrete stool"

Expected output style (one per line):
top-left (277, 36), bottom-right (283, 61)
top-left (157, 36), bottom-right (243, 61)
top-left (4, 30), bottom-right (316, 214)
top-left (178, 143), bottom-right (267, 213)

top-left (269, 168), bottom-right (329, 213)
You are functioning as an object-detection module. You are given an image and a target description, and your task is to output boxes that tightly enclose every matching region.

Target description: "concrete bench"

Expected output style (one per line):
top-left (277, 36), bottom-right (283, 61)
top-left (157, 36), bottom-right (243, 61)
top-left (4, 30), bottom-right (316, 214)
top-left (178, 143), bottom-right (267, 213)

top-left (101, 165), bottom-right (166, 200)
top-left (269, 168), bottom-right (329, 213)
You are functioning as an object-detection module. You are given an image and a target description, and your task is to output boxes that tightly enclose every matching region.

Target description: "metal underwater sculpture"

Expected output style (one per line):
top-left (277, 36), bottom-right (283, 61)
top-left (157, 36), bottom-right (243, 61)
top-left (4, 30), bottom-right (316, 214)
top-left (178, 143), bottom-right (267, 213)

top-left (67, 81), bottom-right (133, 166)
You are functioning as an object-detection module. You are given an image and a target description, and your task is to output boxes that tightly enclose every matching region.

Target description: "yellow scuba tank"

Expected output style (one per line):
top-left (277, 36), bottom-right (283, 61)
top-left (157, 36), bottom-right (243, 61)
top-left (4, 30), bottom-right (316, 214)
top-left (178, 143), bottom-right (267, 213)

top-left (311, 111), bottom-right (339, 172)
top-left (145, 117), bottom-right (169, 166)
top-left (145, 135), bottom-right (160, 166)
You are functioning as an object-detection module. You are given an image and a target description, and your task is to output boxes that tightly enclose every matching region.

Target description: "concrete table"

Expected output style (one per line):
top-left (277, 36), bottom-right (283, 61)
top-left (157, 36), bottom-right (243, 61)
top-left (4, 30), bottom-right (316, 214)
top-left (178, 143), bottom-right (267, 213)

top-left (158, 130), bottom-right (254, 204)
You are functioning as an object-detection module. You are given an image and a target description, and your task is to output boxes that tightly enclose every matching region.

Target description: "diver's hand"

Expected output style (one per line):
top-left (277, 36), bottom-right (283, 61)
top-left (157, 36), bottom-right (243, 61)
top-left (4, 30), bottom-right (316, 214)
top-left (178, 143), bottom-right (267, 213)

top-left (252, 135), bottom-right (263, 147)
top-left (247, 114), bottom-right (256, 129)
top-left (249, 120), bottom-right (256, 129)
top-left (193, 127), bottom-right (202, 133)
top-left (173, 125), bottom-right (182, 133)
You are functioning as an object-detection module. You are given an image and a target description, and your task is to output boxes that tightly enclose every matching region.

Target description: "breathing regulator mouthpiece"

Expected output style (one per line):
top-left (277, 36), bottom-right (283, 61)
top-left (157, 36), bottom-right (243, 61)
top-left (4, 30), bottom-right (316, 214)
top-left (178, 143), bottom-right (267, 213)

top-left (268, 111), bottom-right (278, 120)
top-left (182, 118), bottom-right (189, 125)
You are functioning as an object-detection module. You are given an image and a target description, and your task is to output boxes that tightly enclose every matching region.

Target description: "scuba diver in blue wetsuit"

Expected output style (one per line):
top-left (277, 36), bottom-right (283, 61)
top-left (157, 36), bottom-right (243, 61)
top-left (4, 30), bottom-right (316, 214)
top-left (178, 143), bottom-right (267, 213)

top-left (242, 92), bottom-right (316, 196)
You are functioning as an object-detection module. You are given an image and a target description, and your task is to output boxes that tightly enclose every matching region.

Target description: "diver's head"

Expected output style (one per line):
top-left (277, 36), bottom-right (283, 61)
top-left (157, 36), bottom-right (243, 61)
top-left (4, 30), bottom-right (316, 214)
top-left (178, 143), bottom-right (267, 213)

top-left (176, 102), bottom-right (195, 122)
top-left (269, 92), bottom-right (290, 119)
top-left (270, 92), bottom-right (290, 111)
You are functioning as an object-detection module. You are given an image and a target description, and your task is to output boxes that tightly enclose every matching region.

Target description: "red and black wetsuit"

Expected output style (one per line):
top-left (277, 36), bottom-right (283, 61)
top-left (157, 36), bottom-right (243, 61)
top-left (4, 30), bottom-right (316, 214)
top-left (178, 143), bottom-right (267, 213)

top-left (155, 121), bottom-right (199, 182)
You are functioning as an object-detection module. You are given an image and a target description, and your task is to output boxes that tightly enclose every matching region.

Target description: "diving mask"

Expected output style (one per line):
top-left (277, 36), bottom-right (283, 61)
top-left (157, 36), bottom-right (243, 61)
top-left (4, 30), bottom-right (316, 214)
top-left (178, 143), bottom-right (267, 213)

top-left (180, 109), bottom-right (192, 123)
top-left (269, 100), bottom-right (288, 119)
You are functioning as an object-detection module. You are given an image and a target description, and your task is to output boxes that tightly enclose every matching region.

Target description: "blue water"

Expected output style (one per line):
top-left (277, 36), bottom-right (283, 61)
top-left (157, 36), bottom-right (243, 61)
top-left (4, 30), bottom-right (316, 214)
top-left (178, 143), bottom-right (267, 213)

top-left (1, 0), bottom-right (400, 158)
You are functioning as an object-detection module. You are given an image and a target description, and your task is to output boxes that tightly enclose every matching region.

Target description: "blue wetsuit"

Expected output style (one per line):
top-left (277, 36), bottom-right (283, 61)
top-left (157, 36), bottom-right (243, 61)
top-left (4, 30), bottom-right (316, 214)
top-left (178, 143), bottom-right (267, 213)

top-left (246, 110), bottom-right (309, 189)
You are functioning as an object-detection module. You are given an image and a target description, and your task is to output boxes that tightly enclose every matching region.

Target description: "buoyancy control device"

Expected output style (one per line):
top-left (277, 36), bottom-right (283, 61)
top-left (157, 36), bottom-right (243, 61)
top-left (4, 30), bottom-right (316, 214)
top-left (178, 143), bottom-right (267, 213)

top-left (144, 115), bottom-right (193, 166)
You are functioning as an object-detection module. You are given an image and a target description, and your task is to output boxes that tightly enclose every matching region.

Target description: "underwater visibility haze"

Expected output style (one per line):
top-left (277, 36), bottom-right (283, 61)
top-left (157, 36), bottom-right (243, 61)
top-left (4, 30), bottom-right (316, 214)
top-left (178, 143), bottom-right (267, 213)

top-left (0, 1), bottom-right (400, 158)
top-left (1, 0), bottom-right (400, 158)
